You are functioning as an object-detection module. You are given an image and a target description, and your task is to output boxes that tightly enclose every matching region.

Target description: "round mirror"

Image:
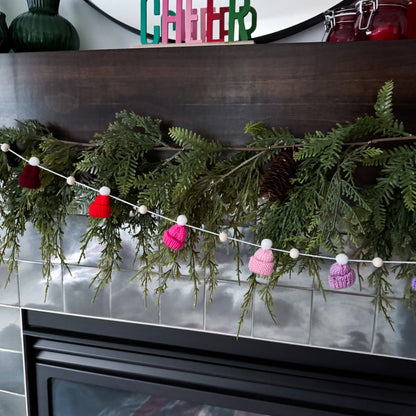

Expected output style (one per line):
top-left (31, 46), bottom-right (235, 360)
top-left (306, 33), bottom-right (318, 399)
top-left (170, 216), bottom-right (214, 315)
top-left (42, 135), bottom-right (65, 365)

top-left (82, 0), bottom-right (351, 43)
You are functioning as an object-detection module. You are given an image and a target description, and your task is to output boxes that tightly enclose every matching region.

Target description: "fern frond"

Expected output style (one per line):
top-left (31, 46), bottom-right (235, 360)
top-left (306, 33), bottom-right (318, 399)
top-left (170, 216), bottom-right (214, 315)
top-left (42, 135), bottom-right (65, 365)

top-left (374, 80), bottom-right (394, 126)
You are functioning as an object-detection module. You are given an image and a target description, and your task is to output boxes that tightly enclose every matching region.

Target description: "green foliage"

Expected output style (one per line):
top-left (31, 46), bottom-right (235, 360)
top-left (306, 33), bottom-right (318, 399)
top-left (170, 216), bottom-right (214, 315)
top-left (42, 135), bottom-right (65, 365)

top-left (255, 81), bottom-right (416, 327)
top-left (0, 82), bottom-right (415, 332)
top-left (0, 126), bottom-right (85, 291)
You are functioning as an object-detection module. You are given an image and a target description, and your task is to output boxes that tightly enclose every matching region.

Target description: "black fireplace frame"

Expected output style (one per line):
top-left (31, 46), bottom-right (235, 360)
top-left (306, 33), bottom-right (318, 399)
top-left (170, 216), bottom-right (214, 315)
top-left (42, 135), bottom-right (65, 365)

top-left (22, 309), bottom-right (416, 416)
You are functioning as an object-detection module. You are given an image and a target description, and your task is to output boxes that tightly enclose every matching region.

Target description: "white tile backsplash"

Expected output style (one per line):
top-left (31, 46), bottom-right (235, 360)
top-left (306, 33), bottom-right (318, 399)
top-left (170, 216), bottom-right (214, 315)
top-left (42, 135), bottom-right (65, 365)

top-left (0, 350), bottom-right (24, 394)
top-left (0, 306), bottom-right (21, 351)
top-left (0, 214), bottom-right (416, 411)
top-left (0, 391), bottom-right (26, 416)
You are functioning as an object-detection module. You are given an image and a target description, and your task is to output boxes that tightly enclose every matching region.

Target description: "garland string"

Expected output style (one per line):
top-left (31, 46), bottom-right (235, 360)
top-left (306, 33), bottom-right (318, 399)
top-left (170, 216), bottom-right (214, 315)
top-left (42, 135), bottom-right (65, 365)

top-left (4, 145), bottom-right (416, 267)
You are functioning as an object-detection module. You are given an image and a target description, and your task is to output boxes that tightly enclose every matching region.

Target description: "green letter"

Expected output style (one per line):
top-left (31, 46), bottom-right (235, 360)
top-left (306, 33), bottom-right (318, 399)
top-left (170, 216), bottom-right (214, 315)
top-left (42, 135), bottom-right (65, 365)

top-left (228, 0), bottom-right (257, 41)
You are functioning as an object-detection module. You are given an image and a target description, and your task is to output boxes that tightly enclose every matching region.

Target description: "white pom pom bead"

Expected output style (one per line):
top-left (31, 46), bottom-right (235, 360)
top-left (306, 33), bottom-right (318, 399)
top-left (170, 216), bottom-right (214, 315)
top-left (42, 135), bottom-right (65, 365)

top-left (372, 257), bottom-right (383, 268)
top-left (1, 143), bottom-right (10, 152)
top-left (177, 215), bottom-right (187, 226)
top-left (99, 186), bottom-right (111, 196)
top-left (261, 239), bottom-right (273, 250)
top-left (289, 248), bottom-right (300, 259)
top-left (28, 156), bottom-right (40, 166)
top-left (66, 176), bottom-right (76, 186)
top-left (138, 205), bottom-right (148, 215)
top-left (335, 253), bottom-right (349, 265)
top-left (219, 232), bottom-right (228, 242)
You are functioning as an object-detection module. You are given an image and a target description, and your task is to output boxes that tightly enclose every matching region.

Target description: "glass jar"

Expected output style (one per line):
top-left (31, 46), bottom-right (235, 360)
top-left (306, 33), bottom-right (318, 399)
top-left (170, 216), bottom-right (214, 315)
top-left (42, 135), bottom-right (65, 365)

top-left (324, 8), bottom-right (359, 42)
top-left (0, 11), bottom-right (10, 52)
top-left (355, 0), bottom-right (408, 41)
top-left (407, 0), bottom-right (416, 38)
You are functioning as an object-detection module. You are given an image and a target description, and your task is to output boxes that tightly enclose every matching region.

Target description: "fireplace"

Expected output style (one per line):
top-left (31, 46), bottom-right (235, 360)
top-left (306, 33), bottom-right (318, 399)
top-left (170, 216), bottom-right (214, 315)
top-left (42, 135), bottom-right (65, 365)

top-left (22, 309), bottom-right (416, 416)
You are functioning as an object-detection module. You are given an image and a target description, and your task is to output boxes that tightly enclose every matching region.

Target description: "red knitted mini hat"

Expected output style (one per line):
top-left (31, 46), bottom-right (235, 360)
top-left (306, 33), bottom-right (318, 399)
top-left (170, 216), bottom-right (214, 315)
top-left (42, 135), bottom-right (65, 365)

top-left (19, 157), bottom-right (41, 189)
top-left (89, 187), bottom-right (112, 218)
top-left (163, 215), bottom-right (187, 250)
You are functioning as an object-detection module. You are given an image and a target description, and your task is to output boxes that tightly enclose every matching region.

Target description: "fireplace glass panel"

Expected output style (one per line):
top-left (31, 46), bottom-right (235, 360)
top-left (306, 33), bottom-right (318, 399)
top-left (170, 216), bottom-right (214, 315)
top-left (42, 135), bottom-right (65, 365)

top-left (51, 379), bottom-right (268, 416)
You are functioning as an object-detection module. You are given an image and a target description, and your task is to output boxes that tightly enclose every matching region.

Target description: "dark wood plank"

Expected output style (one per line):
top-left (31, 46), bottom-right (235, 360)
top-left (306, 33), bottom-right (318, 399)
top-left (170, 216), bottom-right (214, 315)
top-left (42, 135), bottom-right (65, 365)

top-left (1, 40), bottom-right (416, 144)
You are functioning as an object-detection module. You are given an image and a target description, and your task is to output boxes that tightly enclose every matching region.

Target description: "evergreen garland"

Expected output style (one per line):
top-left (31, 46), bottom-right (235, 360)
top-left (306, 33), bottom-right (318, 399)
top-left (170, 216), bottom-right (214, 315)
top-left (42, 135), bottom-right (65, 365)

top-left (0, 82), bottom-right (415, 331)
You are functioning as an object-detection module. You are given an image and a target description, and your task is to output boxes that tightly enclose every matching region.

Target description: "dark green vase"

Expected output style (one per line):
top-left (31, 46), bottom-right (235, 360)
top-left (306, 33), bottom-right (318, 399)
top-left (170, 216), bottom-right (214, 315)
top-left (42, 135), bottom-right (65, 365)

top-left (10, 0), bottom-right (80, 52)
top-left (0, 11), bottom-right (10, 52)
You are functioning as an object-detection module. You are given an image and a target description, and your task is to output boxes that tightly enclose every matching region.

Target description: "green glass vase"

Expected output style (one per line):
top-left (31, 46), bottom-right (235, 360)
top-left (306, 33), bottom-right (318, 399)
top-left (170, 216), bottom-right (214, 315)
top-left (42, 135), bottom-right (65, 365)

top-left (0, 11), bottom-right (10, 52)
top-left (10, 0), bottom-right (80, 52)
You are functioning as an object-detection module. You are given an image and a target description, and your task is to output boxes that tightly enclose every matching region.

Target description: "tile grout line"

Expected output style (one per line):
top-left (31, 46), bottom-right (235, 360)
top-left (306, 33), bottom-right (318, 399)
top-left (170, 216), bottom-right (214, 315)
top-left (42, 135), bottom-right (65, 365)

top-left (61, 265), bottom-right (66, 314)
top-left (108, 272), bottom-right (112, 319)
top-left (250, 288), bottom-right (255, 338)
top-left (19, 308), bottom-right (29, 416)
top-left (308, 288), bottom-right (315, 345)
top-left (16, 263), bottom-right (22, 308)
top-left (0, 347), bottom-right (23, 354)
top-left (202, 268), bottom-right (207, 332)
top-left (158, 265), bottom-right (162, 325)
top-left (0, 389), bottom-right (26, 398)
top-left (370, 292), bottom-right (380, 354)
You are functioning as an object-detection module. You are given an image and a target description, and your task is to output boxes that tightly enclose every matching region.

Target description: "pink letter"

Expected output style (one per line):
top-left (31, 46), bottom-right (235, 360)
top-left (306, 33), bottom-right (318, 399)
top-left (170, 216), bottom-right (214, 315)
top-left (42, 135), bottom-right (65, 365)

top-left (185, 0), bottom-right (201, 43)
top-left (162, 0), bottom-right (183, 43)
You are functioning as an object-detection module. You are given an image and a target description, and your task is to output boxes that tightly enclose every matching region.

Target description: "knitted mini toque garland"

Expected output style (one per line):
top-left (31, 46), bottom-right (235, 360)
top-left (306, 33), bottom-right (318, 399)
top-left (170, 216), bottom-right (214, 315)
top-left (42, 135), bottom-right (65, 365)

top-left (163, 215), bottom-right (187, 250)
top-left (249, 239), bottom-right (274, 276)
top-left (89, 186), bottom-right (112, 218)
top-left (328, 254), bottom-right (356, 290)
top-left (18, 156), bottom-right (41, 189)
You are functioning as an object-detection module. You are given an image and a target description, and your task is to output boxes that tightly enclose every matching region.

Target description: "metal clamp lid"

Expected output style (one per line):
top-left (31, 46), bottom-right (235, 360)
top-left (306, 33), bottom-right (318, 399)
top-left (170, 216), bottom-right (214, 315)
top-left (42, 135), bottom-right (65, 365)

top-left (355, 0), bottom-right (378, 31)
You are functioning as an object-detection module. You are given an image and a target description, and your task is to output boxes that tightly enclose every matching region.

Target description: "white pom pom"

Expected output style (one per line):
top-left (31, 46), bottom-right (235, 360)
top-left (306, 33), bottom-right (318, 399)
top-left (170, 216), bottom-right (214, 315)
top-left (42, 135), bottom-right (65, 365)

top-left (1, 143), bottom-right (10, 152)
top-left (28, 156), bottom-right (40, 166)
top-left (177, 215), bottom-right (187, 226)
top-left (261, 239), bottom-right (273, 250)
top-left (372, 257), bottom-right (383, 268)
top-left (289, 248), bottom-right (300, 259)
top-left (335, 253), bottom-right (349, 265)
top-left (66, 176), bottom-right (76, 186)
top-left (138, 205), bottom-right (148, 215)
top-left (99, 186), bottom-right (111, 196)
top-left (219, 232), bottom-right (228, 242)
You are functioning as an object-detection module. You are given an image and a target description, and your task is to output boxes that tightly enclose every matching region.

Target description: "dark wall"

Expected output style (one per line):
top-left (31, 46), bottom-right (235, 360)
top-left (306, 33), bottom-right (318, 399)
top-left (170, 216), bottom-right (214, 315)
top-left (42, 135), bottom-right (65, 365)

top-left (1, 40), bottom-right (416, 144)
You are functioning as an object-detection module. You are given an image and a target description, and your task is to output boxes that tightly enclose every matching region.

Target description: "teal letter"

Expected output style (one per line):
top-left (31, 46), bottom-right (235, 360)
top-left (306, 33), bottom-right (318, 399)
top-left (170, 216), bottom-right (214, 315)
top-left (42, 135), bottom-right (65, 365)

top-left (141, 0), bottom-right (161, 45)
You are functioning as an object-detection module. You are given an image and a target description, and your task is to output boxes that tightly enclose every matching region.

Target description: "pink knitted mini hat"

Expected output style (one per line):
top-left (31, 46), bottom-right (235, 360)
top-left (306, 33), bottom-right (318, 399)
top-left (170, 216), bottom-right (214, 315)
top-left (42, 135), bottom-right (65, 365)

top-left (328, 254), bottom-right (356, 289)
top-left (163, 215), bottom-right (187, 250)
top-left (248, 239), bottom-right (274, 276)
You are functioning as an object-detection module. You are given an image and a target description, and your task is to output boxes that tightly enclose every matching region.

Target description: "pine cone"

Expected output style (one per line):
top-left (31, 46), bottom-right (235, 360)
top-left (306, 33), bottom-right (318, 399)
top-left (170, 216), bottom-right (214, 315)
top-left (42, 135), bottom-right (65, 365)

top-left (259, 151), bottom-right (297, 202)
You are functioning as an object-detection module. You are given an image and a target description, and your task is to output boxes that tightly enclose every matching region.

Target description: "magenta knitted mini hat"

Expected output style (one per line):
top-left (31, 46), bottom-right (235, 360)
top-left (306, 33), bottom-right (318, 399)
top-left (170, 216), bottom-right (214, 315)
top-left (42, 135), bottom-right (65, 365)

top-left (328, 254), bottom-right (356, 290)
top-left (248, 239), bottom-right (274, 276)
top-left (163, 215), bottom-right (187, 250)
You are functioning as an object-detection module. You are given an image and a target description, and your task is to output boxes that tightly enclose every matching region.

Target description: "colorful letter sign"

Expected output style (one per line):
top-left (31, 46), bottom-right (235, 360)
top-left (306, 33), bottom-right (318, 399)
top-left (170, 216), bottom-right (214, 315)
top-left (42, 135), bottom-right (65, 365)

top-left (140, 0), bottom-right (257, 44)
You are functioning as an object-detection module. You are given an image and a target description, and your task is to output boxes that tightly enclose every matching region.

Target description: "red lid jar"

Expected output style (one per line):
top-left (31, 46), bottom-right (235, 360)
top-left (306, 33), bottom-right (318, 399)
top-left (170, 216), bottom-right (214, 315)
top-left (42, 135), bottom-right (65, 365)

top-left (325, 8), bottom-right (359, 42)
top-left (355, 0), bottom-right (408, 40)
top-left (407, 0), bottom-right (416, 38)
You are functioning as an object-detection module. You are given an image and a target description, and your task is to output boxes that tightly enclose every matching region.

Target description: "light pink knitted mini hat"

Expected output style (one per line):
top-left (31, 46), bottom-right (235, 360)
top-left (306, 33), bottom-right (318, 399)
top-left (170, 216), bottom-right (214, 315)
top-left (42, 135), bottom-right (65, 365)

top-left (328, 254), bottom-right (356, 289)
top-left (163, 215), bottom-right (187, 250)
top-left (248, 239), bottom-right (274, 276)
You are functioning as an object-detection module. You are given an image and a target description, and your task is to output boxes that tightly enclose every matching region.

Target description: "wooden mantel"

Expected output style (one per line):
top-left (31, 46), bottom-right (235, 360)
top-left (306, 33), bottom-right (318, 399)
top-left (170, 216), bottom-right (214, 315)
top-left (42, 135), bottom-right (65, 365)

top-left (1, 40), bottom-right (416, 144)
